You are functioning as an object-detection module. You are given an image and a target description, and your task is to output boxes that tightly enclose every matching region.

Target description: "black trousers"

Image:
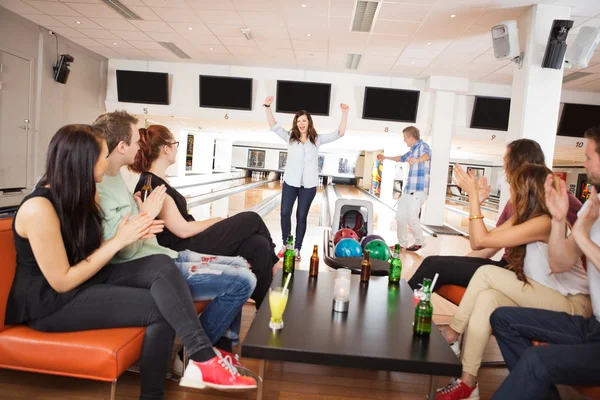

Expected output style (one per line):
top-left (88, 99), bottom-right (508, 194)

top-left (169, 211), bottom-right (278, 308)
top-left (407, 255), bottom-right (509, 291)
top-left (29, 255), bottom-right (212, 400)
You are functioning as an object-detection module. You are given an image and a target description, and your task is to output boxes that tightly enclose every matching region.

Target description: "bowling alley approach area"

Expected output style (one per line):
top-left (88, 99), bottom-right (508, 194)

top-left (4, 1), bottom-right (600, 399)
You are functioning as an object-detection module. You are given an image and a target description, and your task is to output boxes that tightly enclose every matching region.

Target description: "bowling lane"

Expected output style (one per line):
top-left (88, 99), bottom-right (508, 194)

top-left (188, 180), bottom-right (282, 221)
top-left (445, 198), bottom-right (499, 232)
top-left (177, 177), bottom-right (251, 197)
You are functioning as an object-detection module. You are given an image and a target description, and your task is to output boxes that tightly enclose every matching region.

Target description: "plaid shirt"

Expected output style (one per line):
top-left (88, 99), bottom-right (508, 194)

top-left (400, 140), bottom-right (431, 195)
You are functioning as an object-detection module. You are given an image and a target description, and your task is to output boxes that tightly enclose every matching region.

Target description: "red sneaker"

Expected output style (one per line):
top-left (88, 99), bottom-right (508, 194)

top-left (216, 349), bottom-right (262, 382)
top-left (179, 355), bottom-right (257, 390)
top-left (436, 379), bottom-right (479, 400)
top-left (216, 349), bottom-right (244, 369)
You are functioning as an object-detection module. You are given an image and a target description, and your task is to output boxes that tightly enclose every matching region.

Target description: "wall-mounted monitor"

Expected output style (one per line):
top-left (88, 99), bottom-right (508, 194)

top-left (470, 96), bottom-right (511, 131)
top-left (557, 103), bottom-right (600, 138)
top-left (362, 87), bottom-right (420, 122)
top-left (276, 80), bottom-right (331, 116)
top-left (116, 70), bottom-right (169, 105)
top-left (199, 75), bottom-right (253, 110)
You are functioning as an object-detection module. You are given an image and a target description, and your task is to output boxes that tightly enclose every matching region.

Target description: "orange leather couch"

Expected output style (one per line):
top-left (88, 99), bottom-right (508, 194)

top-left (436, 284), bottom-right (466, 306)
top-left (0, 216), bottom-right (208, 399)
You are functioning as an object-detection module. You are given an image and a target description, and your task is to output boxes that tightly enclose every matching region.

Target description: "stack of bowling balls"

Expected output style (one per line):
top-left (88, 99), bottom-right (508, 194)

top-left (333, 229), bottom-right (391, 261)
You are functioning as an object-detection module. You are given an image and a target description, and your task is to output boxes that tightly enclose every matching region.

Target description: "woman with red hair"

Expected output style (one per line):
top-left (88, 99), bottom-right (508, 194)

top-left (131, 125), bottom-right (279, 308)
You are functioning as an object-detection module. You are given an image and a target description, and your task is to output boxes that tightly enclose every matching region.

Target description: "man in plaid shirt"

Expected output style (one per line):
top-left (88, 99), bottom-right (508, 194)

top-left (380, 126), bottom-right (431, 251)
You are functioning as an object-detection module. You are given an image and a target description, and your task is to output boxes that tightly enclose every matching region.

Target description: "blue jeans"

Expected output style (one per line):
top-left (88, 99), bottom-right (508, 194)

top-left (281, 182), bottom-right (317, 250)
top-left (490, 307), bottom-right (600, 400)
top-left (175, 250), bottom-right (256, 345)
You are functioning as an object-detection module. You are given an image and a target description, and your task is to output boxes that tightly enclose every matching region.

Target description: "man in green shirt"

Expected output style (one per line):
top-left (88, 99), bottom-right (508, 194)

top-left (93, 111), bottom-right (257, 390)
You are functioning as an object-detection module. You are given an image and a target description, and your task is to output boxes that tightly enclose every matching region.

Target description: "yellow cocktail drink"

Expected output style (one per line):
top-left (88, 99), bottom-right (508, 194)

top-left (269, 287), bottom-right (289, 330)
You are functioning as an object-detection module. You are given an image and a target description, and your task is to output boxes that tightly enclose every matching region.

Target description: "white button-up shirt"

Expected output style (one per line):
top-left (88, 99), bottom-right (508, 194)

top-left (270, 122), bottom-right (341, 189)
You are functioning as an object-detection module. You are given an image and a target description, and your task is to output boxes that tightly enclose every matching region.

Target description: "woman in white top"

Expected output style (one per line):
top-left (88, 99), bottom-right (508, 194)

top-left (434, 163), bottom-right (592, 400)
top-left (264, 96), bottom-right (349, 260)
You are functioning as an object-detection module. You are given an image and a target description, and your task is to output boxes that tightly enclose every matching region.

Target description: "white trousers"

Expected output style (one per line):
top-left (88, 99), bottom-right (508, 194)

top-left (395, 191), bottom-right (427, 247)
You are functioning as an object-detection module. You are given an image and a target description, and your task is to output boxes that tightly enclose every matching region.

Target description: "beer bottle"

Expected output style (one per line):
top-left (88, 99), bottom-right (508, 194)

top-left (283, 235), bottom-right (295, 275)
top-left (309, 244), bottom-right (319, 277)
top-left (388, 244), bottom-right (402, 283)
top-left (414, 278), bottom-right (433, 336)
top-left (141, 175), bottom-right (153, 201)
top-left (360, 250), bottom-right (371, 282)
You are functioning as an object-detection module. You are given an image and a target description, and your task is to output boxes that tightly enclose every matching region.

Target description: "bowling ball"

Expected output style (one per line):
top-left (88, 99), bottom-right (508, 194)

top-left (335, 238), bottom-right (363, 258)
top-left (333, 228), bottom-right (359, 246)
top-left (365, 239), bottom-right (391, 262)
top-left (361, 234), bottom-right (385, 249)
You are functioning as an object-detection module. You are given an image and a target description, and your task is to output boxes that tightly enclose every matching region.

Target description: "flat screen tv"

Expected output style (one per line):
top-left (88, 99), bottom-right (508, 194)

top-left (116, 70), bottom-right (169, 105)
top-left (362, 87), bottom-right (420, 122)
top-left (557, 103), bottom-right (600, 138)
top-left (276, 80), bottom-right (331, 116)
top-left (470, 96), bottom-right (511, 131)
top-left (199, 75), bottom-right (253, 110)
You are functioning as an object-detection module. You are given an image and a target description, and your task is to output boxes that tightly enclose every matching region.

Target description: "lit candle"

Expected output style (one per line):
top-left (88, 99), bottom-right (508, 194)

top-left (334, 277), bottom-right (351, 302)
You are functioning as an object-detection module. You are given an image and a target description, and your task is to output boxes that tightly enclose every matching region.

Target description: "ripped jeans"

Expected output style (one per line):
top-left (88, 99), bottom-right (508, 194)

top-left (175, 250), bottom-right (256, 345)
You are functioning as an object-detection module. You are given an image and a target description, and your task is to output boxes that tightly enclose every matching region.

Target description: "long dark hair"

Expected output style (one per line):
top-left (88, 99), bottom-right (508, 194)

top-left (37, 125), bottom-right (105, 265)
top-left (506, 164), bottom-right (552, 284)
top-left (289, 110), bottom-right (318, 145)
top-left (129, 125), bottom-right (173, 173)
top-left (505, 139), bottom-right (545, 183)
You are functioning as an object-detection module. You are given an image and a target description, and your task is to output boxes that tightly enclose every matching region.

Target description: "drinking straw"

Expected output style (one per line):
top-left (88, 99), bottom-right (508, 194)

top-left (431, 273), bottom-right (439, 293)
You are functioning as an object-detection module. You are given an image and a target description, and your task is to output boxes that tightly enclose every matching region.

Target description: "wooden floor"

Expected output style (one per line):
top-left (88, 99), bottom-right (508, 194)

top-left (0, 184), bottom-right (588, 399)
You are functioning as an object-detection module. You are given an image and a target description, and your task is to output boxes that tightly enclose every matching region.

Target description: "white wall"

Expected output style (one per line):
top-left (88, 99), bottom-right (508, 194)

top-left (0, 8), bottom-right (107, 206)
top-left (106, 59), bottom-right (431, 137)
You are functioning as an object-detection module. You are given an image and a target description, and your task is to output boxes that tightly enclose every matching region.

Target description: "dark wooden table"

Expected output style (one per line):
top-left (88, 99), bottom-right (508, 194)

top-left (242, 270), bottom-right (462, 399)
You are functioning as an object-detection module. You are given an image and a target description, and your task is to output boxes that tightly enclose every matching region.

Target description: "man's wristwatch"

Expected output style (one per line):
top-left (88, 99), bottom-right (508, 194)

top-left (263, 104), bottom-right (270, 107)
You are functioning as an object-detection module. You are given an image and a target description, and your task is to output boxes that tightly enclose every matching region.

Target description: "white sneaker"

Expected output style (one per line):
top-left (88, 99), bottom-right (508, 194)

top-left (173, 352), bottom-right (184, 377)
top-left (294, 248), bottom-right (301, 261)
top-left (450, 340), bottom-right (461, 358)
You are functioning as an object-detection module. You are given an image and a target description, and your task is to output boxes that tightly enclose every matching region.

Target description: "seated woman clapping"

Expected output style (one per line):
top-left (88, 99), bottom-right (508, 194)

top-left (435, 164), bottom-right (591, 400)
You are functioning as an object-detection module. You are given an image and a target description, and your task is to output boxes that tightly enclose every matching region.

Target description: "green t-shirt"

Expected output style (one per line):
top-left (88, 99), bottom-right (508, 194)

top-left (97, 172), bottom-right (178, 263)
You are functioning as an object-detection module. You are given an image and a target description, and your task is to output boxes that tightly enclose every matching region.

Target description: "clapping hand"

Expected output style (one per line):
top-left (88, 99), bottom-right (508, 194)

top-left (544, 174), bottom-right (569, 222)
top-left (573, 186), bottom-right (599, 239)
top-left (113, 213), bottom-right (153, 248)
top-left (134, 185), bottom-right (167, 219)
top-left (478, 176), bottom-right (490, 203)
top-left (453, 164), bottom-right (479, 196)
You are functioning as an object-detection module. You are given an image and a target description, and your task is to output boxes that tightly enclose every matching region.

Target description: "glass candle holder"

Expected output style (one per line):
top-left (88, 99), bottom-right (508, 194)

top-left (337, 269), bottom-right (352, 281)
top-left (333, 277), bottom-right (350, 312)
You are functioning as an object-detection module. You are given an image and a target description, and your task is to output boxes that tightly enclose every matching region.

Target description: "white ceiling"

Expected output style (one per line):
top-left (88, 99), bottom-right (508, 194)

top-left (2, 0), bottom-right (600, 90)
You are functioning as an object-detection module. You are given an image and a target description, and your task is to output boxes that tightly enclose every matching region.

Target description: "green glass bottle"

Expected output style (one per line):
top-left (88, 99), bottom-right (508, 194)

top-left (388, 244), bottom-right (402, 283)
top-left (414, 278), bottom-right (433, 336)
top-left (283, 235), bottom-right (295, 275)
